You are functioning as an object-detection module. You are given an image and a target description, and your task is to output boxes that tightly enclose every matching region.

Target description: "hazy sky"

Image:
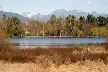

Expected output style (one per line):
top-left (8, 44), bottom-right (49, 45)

top-left (0, 0), bottom-right (108, 15)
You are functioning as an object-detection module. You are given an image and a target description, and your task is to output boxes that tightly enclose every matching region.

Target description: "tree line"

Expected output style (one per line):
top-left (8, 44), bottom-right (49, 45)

top-left (0, 14), bottom-right (108, 37)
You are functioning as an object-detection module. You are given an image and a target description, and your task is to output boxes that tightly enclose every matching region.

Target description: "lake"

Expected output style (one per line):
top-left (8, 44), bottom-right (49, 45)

top-left (9, 38), bottom-right (107, 49)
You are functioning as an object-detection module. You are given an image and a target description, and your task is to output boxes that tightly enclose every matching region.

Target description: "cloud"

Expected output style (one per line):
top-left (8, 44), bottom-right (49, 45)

top-left (87, 0), bottom-right (92, 5)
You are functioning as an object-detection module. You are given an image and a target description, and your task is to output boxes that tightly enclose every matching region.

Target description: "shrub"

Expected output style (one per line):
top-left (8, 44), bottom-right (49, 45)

top-left (0, 29), bottom-right (14, 51)
top-left (0, 46), bottom-right (108, 65)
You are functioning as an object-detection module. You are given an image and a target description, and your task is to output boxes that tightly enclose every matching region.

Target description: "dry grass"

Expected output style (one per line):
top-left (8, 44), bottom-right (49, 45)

top-left (0, 43), bottom-right (108, 64)
top-left (0, 43), bottom-right (108, 72)
top-left (0, 60), bottom-right (108, 72)
top-left (0, 43), bottom-right (108, 63)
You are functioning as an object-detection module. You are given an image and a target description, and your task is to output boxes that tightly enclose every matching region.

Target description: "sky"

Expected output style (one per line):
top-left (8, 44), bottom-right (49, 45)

top-left (0, 0), bottom-right (108, 15)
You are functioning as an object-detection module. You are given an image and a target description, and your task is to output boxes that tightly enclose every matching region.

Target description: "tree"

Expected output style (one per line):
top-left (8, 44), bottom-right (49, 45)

top-left (0, 14), bottom-right (8, 33)
top-left (49, 15), bottom-right (57, 36)
top-left (7, 17), bottom-right (14, 37)
top-left (87, 14), bottom-right (94, 24)
top-left (91, 27), bottom-right (107, 37)
top-left (27, 19), bottom-right (42, 36)
top-left (82, 23), bottom-right (91, 37)
top-left (0, 29), bottom-right (13, 51)
top-left (97, 16), bottom-right (106, 27)
top-left (99, 27), bottom-right (107, 37)
top-left (105, 16), bottom-right (108, 30)
top-left (65, 15), bottom-right (77, 36)
top-left (7, 17), bottom-right (23, 36)
top-left (44, 22), bottom-right (53, 36)
top-left (91, 27), bottom-right (99, 37)
top-left (86, 14), bottom-right (98, 26)
top-left (76, 30), bottom-right (83, 37)
top-left (79, 16), bottom-right (85, 23)
top-left (79, 16), bottom-right (85, 32)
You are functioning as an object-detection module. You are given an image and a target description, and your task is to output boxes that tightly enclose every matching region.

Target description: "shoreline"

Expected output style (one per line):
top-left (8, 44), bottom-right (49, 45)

top-left (12, 36), bottom-right (108, 38)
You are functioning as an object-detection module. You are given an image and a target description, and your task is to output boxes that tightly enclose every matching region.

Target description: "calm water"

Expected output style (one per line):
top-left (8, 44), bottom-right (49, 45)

top-left (9, 38), bottom-right (107, 48)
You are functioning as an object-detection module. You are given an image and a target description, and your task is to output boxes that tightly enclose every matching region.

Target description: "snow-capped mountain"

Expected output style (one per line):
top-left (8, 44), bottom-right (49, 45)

top-left (1, 8), bottom-right (107, 22)
top-left (31, 13), bottom-right (43, 19)
top-left (51, 8), bottom-right (69, 17)
top-left (52, 8), bottom-right (68, 13)
top-left (22, 11), bottom-right (37, 18)
top-left (22, 8), bottom-right (108, 20)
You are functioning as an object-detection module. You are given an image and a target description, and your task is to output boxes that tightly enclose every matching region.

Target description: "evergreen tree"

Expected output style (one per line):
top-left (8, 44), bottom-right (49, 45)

top-left (97, 16), bottom-right (106, 27)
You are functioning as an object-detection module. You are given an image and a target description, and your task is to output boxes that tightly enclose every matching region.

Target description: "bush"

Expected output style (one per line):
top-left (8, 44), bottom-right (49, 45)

top-left (0, 29), bottom-right (14, 51)
top-left (0, 47), bottom-right (108, 65)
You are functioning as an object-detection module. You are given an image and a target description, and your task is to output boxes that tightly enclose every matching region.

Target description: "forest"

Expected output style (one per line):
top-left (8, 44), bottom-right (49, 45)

top-left (0, 14), bottom-right (108, 37)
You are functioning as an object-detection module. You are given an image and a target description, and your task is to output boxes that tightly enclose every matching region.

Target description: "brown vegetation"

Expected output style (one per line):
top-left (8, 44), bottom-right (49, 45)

top-left (0, 60), bottom-right (108, 72)
top-left (0, 43), bottom-right (108, 65)
top-left (0, 29), bottom-right (14, 51)
top-left (0, 43), bottom-right (108, 72)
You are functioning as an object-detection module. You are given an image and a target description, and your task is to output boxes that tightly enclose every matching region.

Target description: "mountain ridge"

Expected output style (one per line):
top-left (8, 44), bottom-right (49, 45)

top-left (22, 8), bottom-right (108, 20)
top-left (0, 11), bottom-right (29, 22)
top-left (0, 8), bottom-right (108, 22)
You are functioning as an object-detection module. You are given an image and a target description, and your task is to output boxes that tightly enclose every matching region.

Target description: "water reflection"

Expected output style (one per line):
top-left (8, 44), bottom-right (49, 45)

top-left (9, 38), bottom-right (106, 49)
top-left (15, 44), bottom-right (88, 49)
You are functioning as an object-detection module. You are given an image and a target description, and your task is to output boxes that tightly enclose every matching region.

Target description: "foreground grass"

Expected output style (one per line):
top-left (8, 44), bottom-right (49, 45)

top-left (0, 43), bottom-right (108, 72)
top-left (0, 60), bottom-right (108, 72)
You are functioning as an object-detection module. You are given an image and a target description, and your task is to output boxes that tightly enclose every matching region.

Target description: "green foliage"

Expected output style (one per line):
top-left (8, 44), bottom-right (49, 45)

top-left (91, 27), bottom-right (99, 37)
top-left (6, 16), bottom-right (23, 37)
top-left (91, 27), bottom-right (107, 37)
top-left (99, 27), bottom-right (107, 37)
top-left (26, 33), bottom-right (37, 36)
top-left (76, 30), bottom-right (83, 37)
top-left (7, 23), bottom-right (14, 37)
top-left (97, 16), bottom-right (106, 27)
top-left (78, 23), bottom-right (83, 31)
top-left (79, 16), bottom-right (85, 23)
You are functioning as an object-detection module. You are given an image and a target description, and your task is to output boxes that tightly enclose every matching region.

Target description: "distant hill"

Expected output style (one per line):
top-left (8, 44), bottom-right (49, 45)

top-left (0, 11), bottom-right (29, 22)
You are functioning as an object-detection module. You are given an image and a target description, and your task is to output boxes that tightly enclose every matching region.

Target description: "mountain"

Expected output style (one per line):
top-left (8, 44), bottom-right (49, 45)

top-left (22, 8), bottom-right (108, 20)
top-left (0, 11), bottom-right (29, 22)
top-left (31, 13), bottom-right (43, 19)
top-left (51, 8), bottom-right (69, 17)
top-left (0, 8), bottom-right (108, 22)
top-left (22, 11), bottom-right (37, 18)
